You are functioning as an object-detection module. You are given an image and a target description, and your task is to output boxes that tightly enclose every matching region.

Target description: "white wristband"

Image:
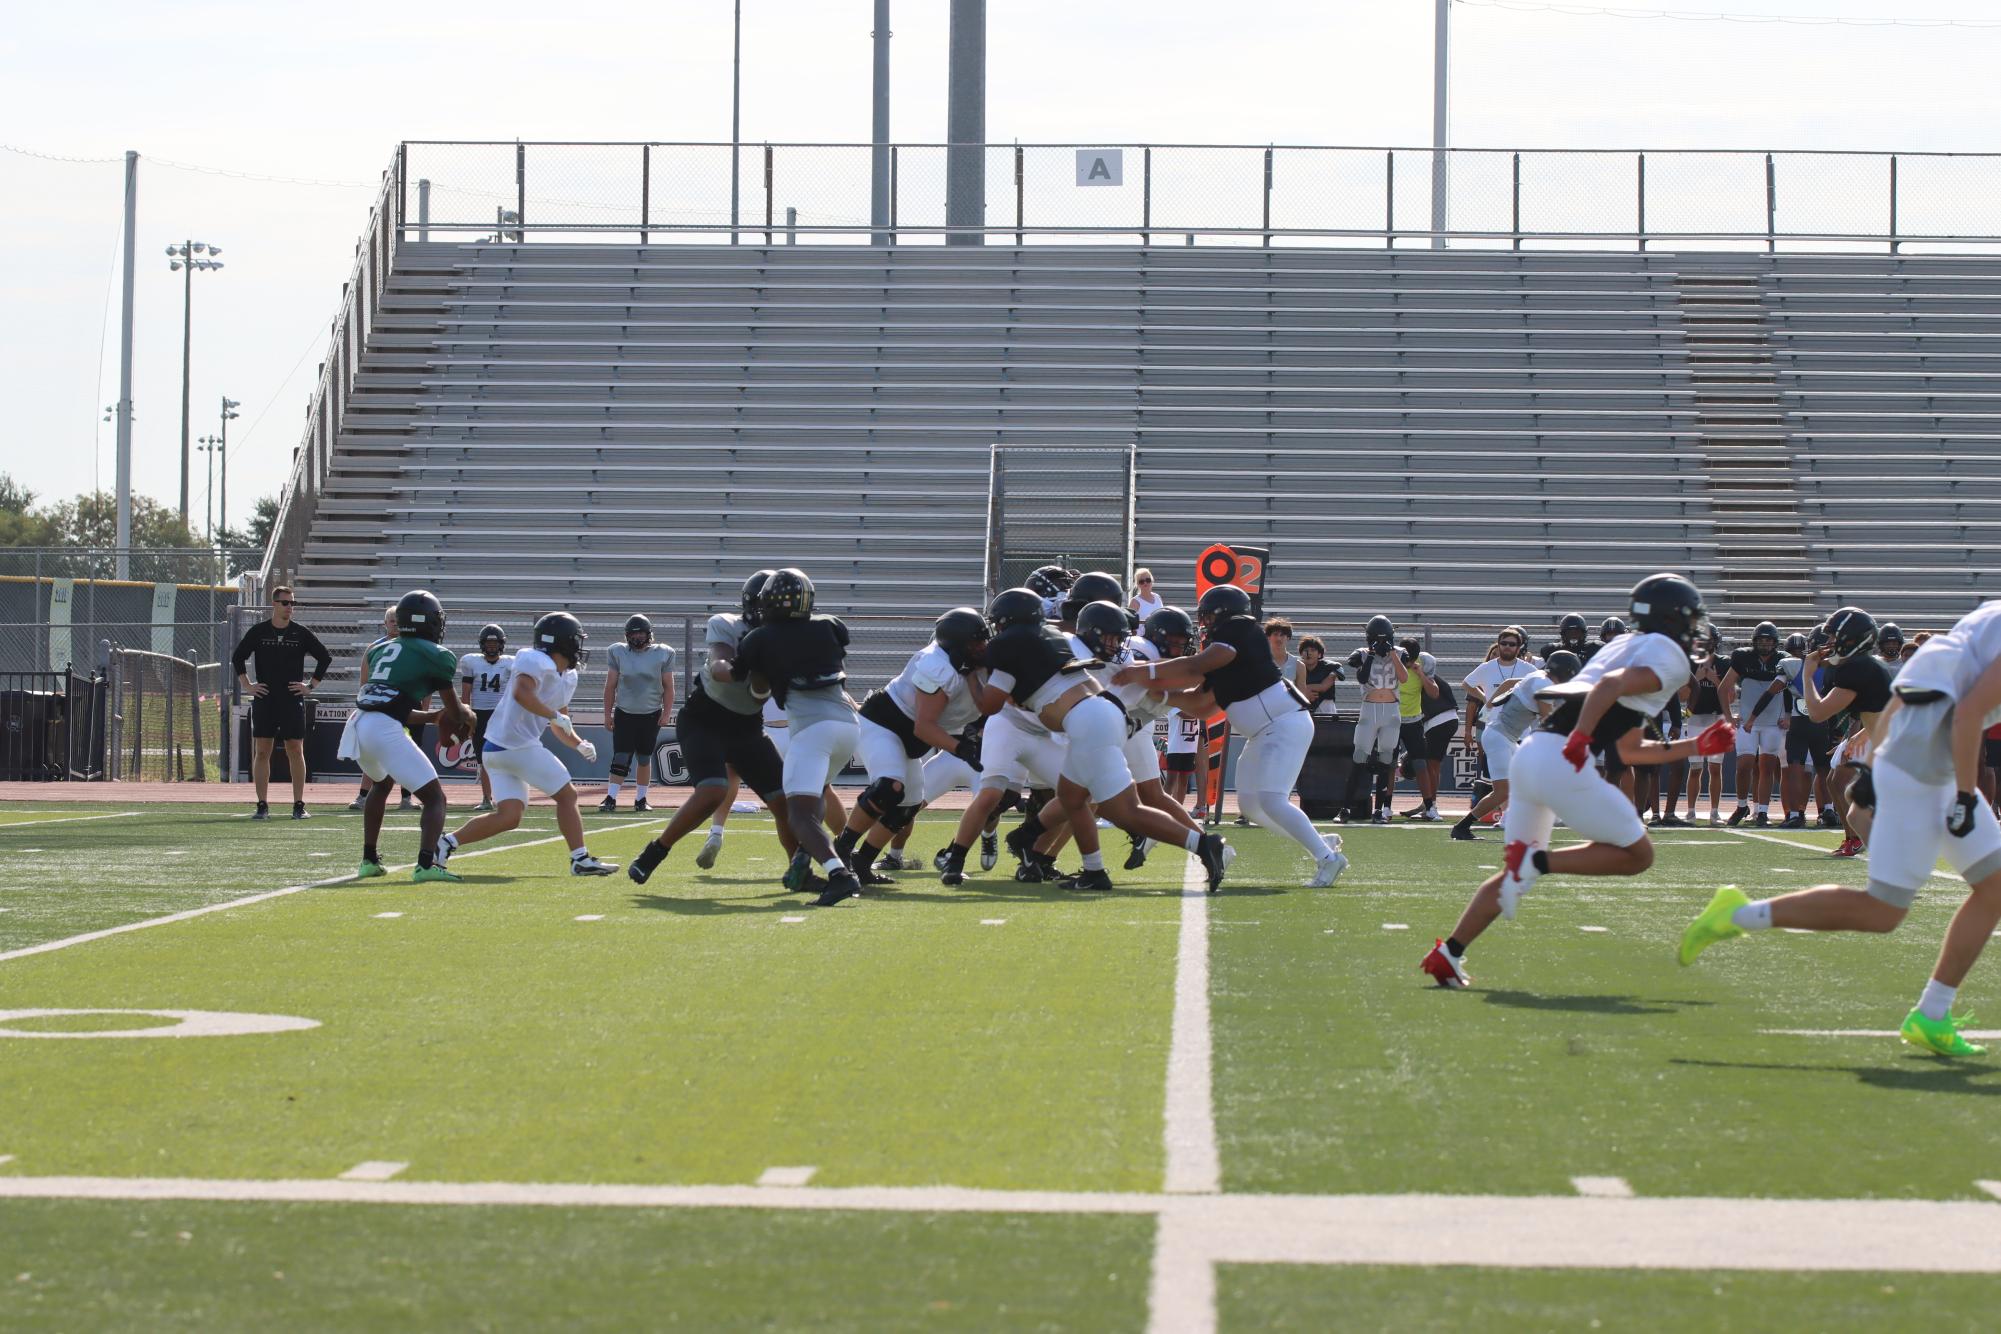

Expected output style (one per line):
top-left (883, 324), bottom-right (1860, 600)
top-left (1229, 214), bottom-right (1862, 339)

top-left (1147, 661), bottom-right (1157, 680)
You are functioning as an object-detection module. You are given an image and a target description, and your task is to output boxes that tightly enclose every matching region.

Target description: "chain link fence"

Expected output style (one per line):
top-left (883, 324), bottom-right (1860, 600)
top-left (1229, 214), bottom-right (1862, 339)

top-left (0, 549), bottom-right (254, 675)
top-left (105, 650), bottom-right (224, 783)
top-left (397, 141), bottom-right (2001, 250)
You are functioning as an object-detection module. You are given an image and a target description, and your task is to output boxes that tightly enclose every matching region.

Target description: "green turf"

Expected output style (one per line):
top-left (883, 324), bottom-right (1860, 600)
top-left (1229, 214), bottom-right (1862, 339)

top-left (1217, 1263), bottom-right (1998, 1331)
top-left (0, 1199), bottom-right (1153, 1332)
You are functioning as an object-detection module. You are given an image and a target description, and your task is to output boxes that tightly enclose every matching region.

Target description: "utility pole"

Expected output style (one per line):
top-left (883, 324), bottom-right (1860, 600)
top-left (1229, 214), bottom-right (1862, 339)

top-left (730, 0), bottom-right (742, 245)
top-left (871, 0), bottom-right (892, 246)
top-left (1431, 0), bottom-right (1451, 250)
top-left (166, 240), bottom-right (223, 525)
top-left (197, 435), bottom-right (221, 545)
top-left (218, 396), bottom-right (239, 544)
top-left (946, 0), bottom-right (986, 246)
top-left (115, 151), bottom-right (137, 579)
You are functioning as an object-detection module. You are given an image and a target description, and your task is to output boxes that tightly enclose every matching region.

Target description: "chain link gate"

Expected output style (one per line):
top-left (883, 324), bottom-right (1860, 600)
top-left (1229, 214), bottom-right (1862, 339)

top-left (984, 443), bottom-right (1136, 599)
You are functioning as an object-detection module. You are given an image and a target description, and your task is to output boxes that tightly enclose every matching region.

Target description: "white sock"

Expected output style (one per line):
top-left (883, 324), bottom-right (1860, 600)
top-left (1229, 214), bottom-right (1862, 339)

top-left (709, 822), bottom-right (726, 837)
top-left (636, 784), bottom-right (649, 801)
top-left (1731, 899), bottom-right (1774, 931)
top-left (1757, 803), bottom-right (1770, 816)
top-left (570, 847), bottom-right (590, 862)
top-left (1919, 979), bottom-right (1957, 1021)
top-left (1182, 829), bottom-right (1203, 852)
top-left (821, 857), bottom-right (847, 878)
top-left (1081, 850), bottom-right (1105, 871)
top-left (606, 782), bottom-right (621, 800)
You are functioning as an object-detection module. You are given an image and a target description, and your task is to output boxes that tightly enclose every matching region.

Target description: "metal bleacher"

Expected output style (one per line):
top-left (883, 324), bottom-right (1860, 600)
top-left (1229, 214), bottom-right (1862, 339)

top-left (283, 242), bottom-right (2001, 682)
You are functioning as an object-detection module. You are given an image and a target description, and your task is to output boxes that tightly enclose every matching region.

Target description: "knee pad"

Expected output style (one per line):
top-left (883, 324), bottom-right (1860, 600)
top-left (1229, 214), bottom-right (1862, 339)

top-left (858, 777), bottom-right (905, 823)
top-left (607, 753), bottom-right (634, 780)
top-left (879, 802), bottom-right (920, 833)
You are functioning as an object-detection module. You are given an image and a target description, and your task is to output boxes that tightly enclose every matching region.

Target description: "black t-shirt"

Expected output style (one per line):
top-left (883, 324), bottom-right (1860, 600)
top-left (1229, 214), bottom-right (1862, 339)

top-left (1420, 672), bottom-right (1458, 723)
top-left (231, 619), bottom-right (333, 686)
top-left (1729, 647), bottom-right (1783, 683)
top-left (732, 616), bottom-right (849, 707)
top-left (1540, 639), bottom-right (1597, 665)
top-left (1688, 665), bottom-right (1723, 715)
top-left (1826, 654), bottom-right (1893, 734)
top-left (986, 623), bottom-right (1088, 706)
top-left (1202, 616), bottom-right (1284, 708)
top-left (1539, 685), bottom-right (1646, 777)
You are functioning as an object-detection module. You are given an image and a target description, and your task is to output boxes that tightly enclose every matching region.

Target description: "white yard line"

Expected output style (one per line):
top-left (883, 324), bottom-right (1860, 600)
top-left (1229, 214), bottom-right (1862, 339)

top-left (1161, 853), bottom-right (1219, 1196)
top-left (1763, 1028), bottom-right (2001, 1039)
top-left (1725, 827), bottom-right (1965, 884)
top-left (0, 822), bottom-right (657, 968)
top-left (1572, 1176), bottom-right (1634, 1198)
top-left (0, 811), bottom-right (144, 830)
top-left (756, 1166), bottom-right (817, 1187)
top-left (338, 1161), bottom-right (408, 1182)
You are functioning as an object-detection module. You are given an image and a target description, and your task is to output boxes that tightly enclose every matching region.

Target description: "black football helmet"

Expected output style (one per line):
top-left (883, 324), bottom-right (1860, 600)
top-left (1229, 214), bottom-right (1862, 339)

top-left (533, 611), bottom-right (586, 666)
top-left (1196, 583), bottom-right (1254, 626)
top-left (1783, 631), bottom-right (1807, 655)
top-left (1026, 564), bottom-right (1075, 600)
top-left (1144, 606), bottom-right (1196, 657)
top-left (1627, 573), bottom-right (1708, 652)
top-left (987, 587), bottom-right (1046, 631)
top-left (1076, 601), bottom-right (1130, 660)
top-left (740, 570), bottom-right (777, 627)
top-left (1753, 620), bottom-right (1780, 654)
top-left (478, 623), bottom-right (506, 657)
top-left (761, 568), bottom-right (813, 621)
top-left (1877, 621), bottom-right (1905, 653)
top-left (395, 590), bottom-right (446, 643)
top-left (933, 607), bottom-right (990, 672)
top-left (1558, 613), bottom-right (1588, 650)
top-left (1823, 606), bottom-right (1879, 664)
top-left (1599, 616), bottom-right (1628, 641)
top-left (1544, 649), bottom-right (1583, 684)
top-left (625, 614), bottom-right (652, 648)
top-left (1061, 571), bottom-right (1125, 621)
top-left (1365, 614), bottom-right (1395, 650)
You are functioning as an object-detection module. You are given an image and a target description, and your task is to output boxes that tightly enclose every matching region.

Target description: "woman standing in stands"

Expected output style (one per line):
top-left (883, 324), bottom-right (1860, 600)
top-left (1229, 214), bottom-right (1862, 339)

top-left (1129, 569), bottom-right (1163, 622)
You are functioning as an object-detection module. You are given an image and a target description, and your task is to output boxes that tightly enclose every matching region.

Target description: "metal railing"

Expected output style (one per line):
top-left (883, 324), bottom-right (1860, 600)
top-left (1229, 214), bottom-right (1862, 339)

top-left (400, 140), bottom-right (2001, 252)
top-left (259, 151), bottom-right (402, 591)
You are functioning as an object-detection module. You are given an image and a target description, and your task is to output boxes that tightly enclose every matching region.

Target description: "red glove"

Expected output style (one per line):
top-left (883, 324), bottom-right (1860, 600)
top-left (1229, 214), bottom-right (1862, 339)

top-left (1693, 719), bottom-right (1737, 757)
top-left (1561, 730), bottom-right (1592, 772)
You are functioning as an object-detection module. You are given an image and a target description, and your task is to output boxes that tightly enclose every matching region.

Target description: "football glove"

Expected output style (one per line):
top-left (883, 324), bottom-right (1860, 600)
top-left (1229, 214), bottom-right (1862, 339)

top-left (954, 730), bottom-right (984, 773)
top-left (576, 738), bottom-right (598, 764)
top-left (1692, 719), bottom-right (1737, 757)
top-left (1948, 790), bottom-right (1978, 838)
top-left (1561, 730), bottom-right (1592, 772)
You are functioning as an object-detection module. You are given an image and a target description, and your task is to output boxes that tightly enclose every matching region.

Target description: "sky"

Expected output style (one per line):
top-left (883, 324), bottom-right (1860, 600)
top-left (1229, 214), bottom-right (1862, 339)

top-left (2, 0), bottom-right (1998, 537)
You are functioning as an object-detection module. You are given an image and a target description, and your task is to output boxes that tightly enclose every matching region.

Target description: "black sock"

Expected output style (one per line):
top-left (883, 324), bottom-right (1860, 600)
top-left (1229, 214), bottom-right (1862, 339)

top-left (1531, 850), bottom-right (1550, 873)
top-left (363, 844), bottom-right (379, 864)
top-left (1452, 812), bottom-right (1474, 830)
top-left (833, 828), bottom-right (860, 860)
top-left (1445, 937), bottom-right (1466, 958)
top-left (417, 850), bottom-right (434, 869)
top-left (634, 842), bottom-right (668, 874)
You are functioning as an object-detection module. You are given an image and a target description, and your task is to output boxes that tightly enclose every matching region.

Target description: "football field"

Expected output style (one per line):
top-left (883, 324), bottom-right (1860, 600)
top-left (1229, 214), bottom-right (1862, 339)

top-left (3, 799), bottom-right (2001, 1330)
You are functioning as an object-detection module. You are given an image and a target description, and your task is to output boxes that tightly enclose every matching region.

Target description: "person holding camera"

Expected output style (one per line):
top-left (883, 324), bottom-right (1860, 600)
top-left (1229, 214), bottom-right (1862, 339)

top-left (1339, 615), bottom-right (1409, 822)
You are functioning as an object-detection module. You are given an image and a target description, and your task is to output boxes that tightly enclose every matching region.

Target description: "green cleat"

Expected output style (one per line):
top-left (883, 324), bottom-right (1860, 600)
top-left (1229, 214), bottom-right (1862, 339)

top-left (1678, 885), bottom-right (1751, 967)
top-left (355, 858), bottom-right (386, 880)
top-left (782, 849), bottom-right (810, 891)
top-left (1900, 1008), bottom-right (1987, 1058)
top-left (413, 864), bottom-right (462, 884)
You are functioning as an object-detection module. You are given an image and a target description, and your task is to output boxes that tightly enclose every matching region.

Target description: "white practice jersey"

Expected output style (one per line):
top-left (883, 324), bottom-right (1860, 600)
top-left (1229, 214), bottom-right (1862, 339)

top-left (459, 652), bottom-right (515, 711)
top-left (884, 641), bottom-right (981, 733)
top-left (1544, 631), bottom-right (1691, 719)
top-left (1113, 636), bottom-right (1175, 726)
top-left (1488, 669), bottom-right (1552, 743)
top-left (483, 647), bottom-right (578, 752)
top-left (1894, 600), bottom-right (2001, 723)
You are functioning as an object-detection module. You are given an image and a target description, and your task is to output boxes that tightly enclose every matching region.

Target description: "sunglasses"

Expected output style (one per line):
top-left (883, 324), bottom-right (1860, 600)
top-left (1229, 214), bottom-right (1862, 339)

top-left (1138, 578), bottom-right (1153, 585)
top-left (1497, 638), bottom-right (1522, 648)
top-left (273, 600), bottom-right (294, 607)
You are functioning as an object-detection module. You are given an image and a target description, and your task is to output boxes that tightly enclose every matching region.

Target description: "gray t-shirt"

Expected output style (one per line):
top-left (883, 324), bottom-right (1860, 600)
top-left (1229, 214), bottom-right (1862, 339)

top-left (701, 613), bottom-right (762, 716)
top-left (607, 641), bottom-right (675, 715)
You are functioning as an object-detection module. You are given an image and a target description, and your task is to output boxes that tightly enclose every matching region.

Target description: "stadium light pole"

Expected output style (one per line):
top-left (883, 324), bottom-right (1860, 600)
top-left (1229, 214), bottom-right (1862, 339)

top-left (166, 240), bottom-right (224, 525)
top-left (217, 396), bottom-right (239, 545)
top-left (730, 0), bottom-right (742, 245)
top-left (1431, 0), bottom-right (1450, 250)
top-left (196, 434), bottom-right (221, 546)
top-left (871, 0), bottom-right (892, 247)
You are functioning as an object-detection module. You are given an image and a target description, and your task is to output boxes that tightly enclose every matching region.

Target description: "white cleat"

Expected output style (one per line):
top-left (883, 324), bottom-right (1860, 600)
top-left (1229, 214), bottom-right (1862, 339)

top-left (1309, 850), bottom-right (1348, 888)
top-left (694, 830), bottom-right (724, 870)
top-left (570, 854), bottom-right (618, 877)
top-left (1497, 839), bottom-right (1542, 920)
top-left (1221, 842), bottom-right (1238, 867)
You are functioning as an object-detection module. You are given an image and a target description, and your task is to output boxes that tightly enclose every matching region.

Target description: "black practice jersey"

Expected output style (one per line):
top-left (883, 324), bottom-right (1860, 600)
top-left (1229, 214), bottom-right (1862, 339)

top-left (1202, 615), bottom-right (1285, 708)
top-left (1539, 688), bottom-right (1646, 777)
top-left (733, 616), bottom-right (849, 707)
top-left (1826, 654), bottom-right (1893, 734)
top-left (231, 619), bottom-right (333, 686)
top-left (986, 623), bottom-right (1091, 706)
top-left (1540, 639), bottom-right (1597, 665)
top-left (1688, 666), bottom-right (1723, 715)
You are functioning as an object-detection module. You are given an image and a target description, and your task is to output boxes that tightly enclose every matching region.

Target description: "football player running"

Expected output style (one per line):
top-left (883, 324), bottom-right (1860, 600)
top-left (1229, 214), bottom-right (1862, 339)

top-left (836, 607), bottom-right (990, 882)
top-left (1451, 649), bottom-right (1581, 841)
top-left (344, 590), bottom-right (476, 881)
top-left (1681, 600), bottom-right (2001, 1056)
top-left (1116, 584), bottom-right (1344, 887)
top-left (434, 612), bottom-right (617, 879)
top-left (729, 568), bottom-right (866, 908)
top-left (457, 624), bottom-right (514, 812)
top-left (1420, 574), bottom-right (1733, 989)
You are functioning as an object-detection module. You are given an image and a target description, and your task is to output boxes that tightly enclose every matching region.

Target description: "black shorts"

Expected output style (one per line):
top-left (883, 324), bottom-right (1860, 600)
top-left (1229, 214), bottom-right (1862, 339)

top-left (1421, 722), bottom-right (1455, 762)
top-left (1984, 737), bottom-right (2001, 772)
top-left (678, 694), bottom-right (783, 799)
top-left (1164, 751), bottom-right (1197, 774)
top-left (1398, 720), bottom-right (1425, 777)
top-left (250, 691), bottom-right (309, 740)
top-left (1785, 718), bottom-right (1834, 771)
top-left (472, 709), bottom-right (495, 759)
top-left (612, 708), bottom-right (663, 756)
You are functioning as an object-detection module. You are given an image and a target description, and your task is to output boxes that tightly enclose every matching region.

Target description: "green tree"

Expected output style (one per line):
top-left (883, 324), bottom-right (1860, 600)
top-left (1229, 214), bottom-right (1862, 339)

top-left (0, 474), bottom-right (59, 546)
top-left (42, 491), bottom-right (201, 551)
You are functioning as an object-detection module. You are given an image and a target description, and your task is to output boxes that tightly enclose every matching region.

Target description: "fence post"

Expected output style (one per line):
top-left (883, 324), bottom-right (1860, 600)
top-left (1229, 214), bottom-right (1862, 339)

top-left (763, 145), bottom-right (774, 244)
top-left (1511, 152), bottom-right (1521, 251)
top-left (1889, 154), bottom-right (1900, 255)
top-left (1014, 144), bottom-right (1025, 245)
top-left (396, 142), bottom-right (408, 239)
top-left (1385, 150), bottom-right (1396, 250)
top-left (1262, 146), bottom-right (1274, 245)
top-left (785, 206), bottom-right (798, 244)
top-left (34, 548), bottom-right (43, 673)
top-left (1142, 146), bottom-right (1152, 246)
top-left (516, 140), bottom-right (527, 240)
top-left (1765, 152), bottom-right (1777, 253)
top-left (1636, 152), bottom-right (1647, 252)
top-left (188, 652), bottom-right (206, 783)
top-left (889, 144), bottom-right (899, 245)
top-left (640, 143), bottom-right (651, 244)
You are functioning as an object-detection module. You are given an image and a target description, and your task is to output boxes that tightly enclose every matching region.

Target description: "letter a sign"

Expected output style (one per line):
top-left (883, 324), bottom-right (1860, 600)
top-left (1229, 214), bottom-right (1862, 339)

top-left (1076, 149), bottom-right (1123, 187)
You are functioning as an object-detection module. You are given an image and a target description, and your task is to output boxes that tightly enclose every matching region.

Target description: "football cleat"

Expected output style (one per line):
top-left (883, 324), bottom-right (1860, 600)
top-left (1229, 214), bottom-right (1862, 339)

top-left (1420, 939), bottom-right (1472, 989)
top-left (877, 849), bottom-right (914, 872)
top-left (1497, 840), bottom-right (1542, 920)
top-left (1058, 868), bottom-right (1116, 892)
top-left (251, 803), bottom-right (269, 821)
top-left (1728, 805), bottom-right (1750, 827)
top-left (399, 794), bottom-right (415, 811)
top-left (855, 861), bottom-right (893, 888)
top-left (1818, 807), bottom-right (1841, 829)
top-left (1124, 836), bottom-right (1151, 871)
top-left (1013, 859), bottom-right (1045, 884)
top-left (597, 795), bottom-right (617, 814)
top-left (931, 847), bottom-right (953, 873)
top-left (1708, 812), bottom-right (1723, 827)
top-left (1421, 805), bottom-right (1444, 822)
top-left (1900, 1009), bottom-right (1986, 1058)
top-left (1678, 886), bottom-right (1750, 967)
top-left (1450, 822), bottom-right (1479, 842)
top-left (1754, 811), bottom-right (1771, 828)
top-left (355, 858), bottom-right (386, 880)
top-left (1198, 834), bottom-right (1229, 894)
top-left (570, 854), bottom-right (618, 876)
top-left (1832, 835), bottom-right (1865, 859)
top-left (1372, 808), bottom-right (1392, 824)
top-left (632, 798), bottom-right (650, 814)
top-left (347, 794), bottom-right (368, 812)
top-left (694, 829), bottom-right (724, 870)
top-left (474, 799), bottom-right (494, 812)
top-left (1480, 810), bottom-right (1502, 826)
top-left (292, 802), bottom-right (310, 820)
top-left (812, 870), bottom-right (863, 908)
top-left (1309, 850), bottom-right (1349, 888)
top-left (980, 831), bottom-right (1000, 872)
top-left (627, 842), bottom-right (668, 886)
top-left (413, 864), bottom-right (461, 883)
top-left (782, 850), bottom-right (810, 891)
top-left (1780, 812), bottom-right (1805, 830)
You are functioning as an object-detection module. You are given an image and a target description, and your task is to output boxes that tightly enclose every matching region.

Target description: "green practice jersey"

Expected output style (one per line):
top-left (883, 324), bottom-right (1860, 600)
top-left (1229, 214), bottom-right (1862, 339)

top-left (355, 634), bottom-right (460, 723)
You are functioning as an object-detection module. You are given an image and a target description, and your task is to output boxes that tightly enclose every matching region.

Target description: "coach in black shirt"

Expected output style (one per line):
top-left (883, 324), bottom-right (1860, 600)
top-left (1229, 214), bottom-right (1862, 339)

top-left (231, 585), bottom-right (332, 820)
